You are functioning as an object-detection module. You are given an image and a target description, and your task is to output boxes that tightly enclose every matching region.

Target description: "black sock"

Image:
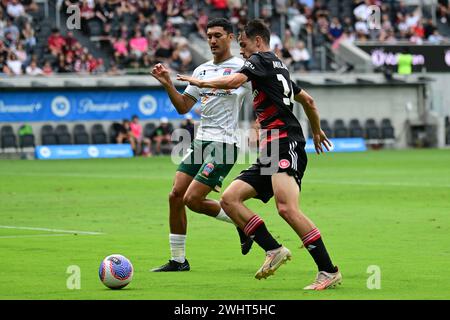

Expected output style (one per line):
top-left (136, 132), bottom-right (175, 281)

top-left (302, 228), bottom-right (337, 273)
top-left (236, 227), bottom-right (247, 243)
top-left (244, 215), bottom-right (281, 252)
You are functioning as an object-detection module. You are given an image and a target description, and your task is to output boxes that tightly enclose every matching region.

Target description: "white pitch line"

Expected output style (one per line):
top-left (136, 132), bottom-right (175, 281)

top-left (0, 225), bottom-right (104, 235)
top-left (0, 234), bottom-right (72, 239)
top-left (306, 179), bottom-right (450, 188)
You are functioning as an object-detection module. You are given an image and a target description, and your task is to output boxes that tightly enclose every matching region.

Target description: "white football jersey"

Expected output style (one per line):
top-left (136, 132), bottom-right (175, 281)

top-left (183, 56), bottom-right (252, 147)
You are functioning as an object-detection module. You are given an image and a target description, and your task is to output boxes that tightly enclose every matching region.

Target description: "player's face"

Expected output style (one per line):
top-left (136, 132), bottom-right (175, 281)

top-left (238, 33), bottom-right (257, 59)
top-left (206, 26), bottom-right (232, 57)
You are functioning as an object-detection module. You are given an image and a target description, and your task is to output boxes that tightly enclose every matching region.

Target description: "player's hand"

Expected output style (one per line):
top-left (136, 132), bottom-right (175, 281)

top-left (313, 130), bottom-right (332, 154)
top-left (151, 63), bottom-right (172, 87)
top-left (176, 74), bottom-right (202, 87)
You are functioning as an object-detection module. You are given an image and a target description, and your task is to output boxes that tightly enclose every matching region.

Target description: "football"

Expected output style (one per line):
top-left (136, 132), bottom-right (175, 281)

top-left (99, 254), bottom-right (134, 289)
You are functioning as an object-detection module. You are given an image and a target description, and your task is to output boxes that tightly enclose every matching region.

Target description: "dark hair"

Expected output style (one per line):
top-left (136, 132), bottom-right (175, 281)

top-left (244, 19), bottom-right (270, 45)
top-left (132, 114), bottom-right (138, 120)
top-left (206, 18), bottom-right (233, 34)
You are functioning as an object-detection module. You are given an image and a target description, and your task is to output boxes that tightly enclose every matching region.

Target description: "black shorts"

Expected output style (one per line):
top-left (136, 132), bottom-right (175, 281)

top-left (235, 140), bottom-right (307, 203)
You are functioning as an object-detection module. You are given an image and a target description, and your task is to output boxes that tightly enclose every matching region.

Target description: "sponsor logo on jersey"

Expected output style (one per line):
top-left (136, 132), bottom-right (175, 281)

top-left (200, 88), bottom-right (233, 97)
top-left (201, 163), bottom-right (215, 177)
top-left (244, 61), bottom-right (255, 70)
top-left (223, 68), bottom-right (232, 75)
top-left (278, 159), bottom-right (291, 169)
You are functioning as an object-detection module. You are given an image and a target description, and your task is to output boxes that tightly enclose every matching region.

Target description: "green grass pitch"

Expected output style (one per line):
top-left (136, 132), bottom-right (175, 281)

top-left (1, 149), bottom-right (449, 300)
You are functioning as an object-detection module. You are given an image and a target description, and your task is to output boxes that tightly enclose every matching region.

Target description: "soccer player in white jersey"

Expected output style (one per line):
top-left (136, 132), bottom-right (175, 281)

top-left (150, 18), bottom-right (254, 272)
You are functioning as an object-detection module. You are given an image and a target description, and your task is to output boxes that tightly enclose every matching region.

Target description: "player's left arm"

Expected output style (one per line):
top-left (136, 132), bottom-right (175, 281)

top-left (294, 89), bottom-right (332, 154)
top-left (176, 73), bottom-right (248, 90)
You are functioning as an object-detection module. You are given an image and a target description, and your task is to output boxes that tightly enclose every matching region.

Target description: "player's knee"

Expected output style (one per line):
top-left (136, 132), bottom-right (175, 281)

top-left (183, 193), bottom-right (202, 212)
top-left (169, 188), bottom-right (184, 204)
top-left (277, 204), bottom-right (297, 223)
top-left (220, 192), bottom-right (238, 212)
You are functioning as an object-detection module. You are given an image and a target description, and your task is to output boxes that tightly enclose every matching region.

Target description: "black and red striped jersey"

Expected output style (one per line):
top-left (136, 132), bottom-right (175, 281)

top-left (238, 51), bottom-right (305, 145)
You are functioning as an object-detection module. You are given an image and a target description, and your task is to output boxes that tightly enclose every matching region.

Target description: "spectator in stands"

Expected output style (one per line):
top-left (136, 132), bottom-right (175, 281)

top-left (13, 41), bottom-right (27, 64)
top-left (22, 21), bottom-right (36, 51)
top-left (329, 17), bottom-right (343, 40)
top-left (437, 2), bottom-right (449, 24)
top-left (172, 28), bottom-right (188, 47)
top-left (25, 59), bottom-right (43, 75)
top-left (154, 31), bottom-right (173, 64)
top-left (107, 62), bottom-right (123, 75)
top-left (207, 0), bottom-right (229, 19)
top-left (6, 51), bottom-right (22, 75)
top-left (145, 16), bottom-right (162, 41)
top-left (0, 8), bottom-right (6, 38)
top-left (428, 29), bottom-right (445, 44)
top-left (112, 36), bottom-right (128, 65)
top-left (0, 53), bottom-right (12, 76)
top-left (21, 0), bottom-right (39, 13)
top-left (4, 18), bottom-right (20, 43)
top-left (114, 119), bottom-right (137, 154)
top-left (129, 30), bottom-right (148, 59)
top-left (65, 31), bottom-right (79, 49)
top-left (151, 117), bottom-right (173, 155)
top-left (6, 0), bottom-right (27, 20)
top-left (80, 0), bottom-right (95, 35)
top-left (196, 9), bottom-right (209, 39)
top-left (171, 42), bottom-right (193, 72)
top-left (48, 28), bottom-right (66, 56)
top-left (130, 115), bottom-right (152, 157)
top-left (42, 60), bottom-right (53, 75)
top-left (289, 40), bottom-right (311, 71)
top-left (94, 0), bottom-right (109, 24)
top-left (269, 29), bottom-right (283, 51)
top-left (167, 0), bottom-right (185, 24)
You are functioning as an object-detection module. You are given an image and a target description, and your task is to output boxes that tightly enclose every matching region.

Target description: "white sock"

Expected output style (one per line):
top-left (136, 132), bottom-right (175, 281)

top-left (215, 208), bottom-right (234, 225)
top-left (169, 233), bottom-right (186, 263)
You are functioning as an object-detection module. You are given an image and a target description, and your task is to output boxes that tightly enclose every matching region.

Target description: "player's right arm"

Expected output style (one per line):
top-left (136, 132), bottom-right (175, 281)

top-left (151, 63), bottom-right (196, 115)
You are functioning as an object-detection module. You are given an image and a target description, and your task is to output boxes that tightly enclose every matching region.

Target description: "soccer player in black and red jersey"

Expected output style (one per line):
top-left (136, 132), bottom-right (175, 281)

top-left (177, 19), bottom-right (342, 290)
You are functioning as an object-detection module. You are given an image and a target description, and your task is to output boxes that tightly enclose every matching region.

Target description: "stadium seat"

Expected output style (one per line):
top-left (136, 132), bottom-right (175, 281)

top-left (333, 119), bottom-right (348, 138)
top-left (55, 124), bottom-right (72, 145)
top-left (349, 119), bottom-right (364, 138)
top-left (381, 118), bottom-right (395, 140)
top-left (320, 119), bottom-right (333, 138)
top-left (73, 124), bottom-right (90, 145)
top-left (41, 124), bottom-right (57, 146)
top-left (91, 124), bottom-right (107, 144)
top-left (109, 123), bottom-right (120, 143)
top-left (365, 119), bottom-right (381, 140)
top-left (1, 125), bottom-right (18, 151)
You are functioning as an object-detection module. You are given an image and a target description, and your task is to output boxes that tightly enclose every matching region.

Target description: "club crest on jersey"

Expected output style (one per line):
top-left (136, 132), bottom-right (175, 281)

top-left (278, 159), bottom-right (291, 169)
top-left (223, 68), bottom-right (232, 75)
top-left (202, 163), bottom-right (215, 177)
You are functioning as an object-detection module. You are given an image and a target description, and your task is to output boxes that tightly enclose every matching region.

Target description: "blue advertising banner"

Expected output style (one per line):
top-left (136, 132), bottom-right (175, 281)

top-left (35, 144), bottom-right (133, 160)
top-left (305, 138), bottom-right (367, 153)
top-left (0, 90), bottom-right (199, 122)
